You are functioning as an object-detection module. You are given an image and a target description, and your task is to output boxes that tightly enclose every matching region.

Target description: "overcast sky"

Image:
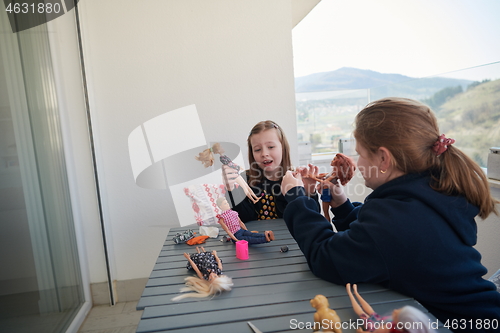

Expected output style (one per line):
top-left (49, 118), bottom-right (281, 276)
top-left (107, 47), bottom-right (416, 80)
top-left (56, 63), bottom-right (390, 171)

top-left (292, 0), bottom-right (500, 81)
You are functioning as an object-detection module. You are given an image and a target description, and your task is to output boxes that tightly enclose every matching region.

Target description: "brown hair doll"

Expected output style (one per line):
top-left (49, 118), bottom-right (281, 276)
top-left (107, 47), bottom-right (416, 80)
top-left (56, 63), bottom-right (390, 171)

top-left (308, 153), bottom-right (356, 219)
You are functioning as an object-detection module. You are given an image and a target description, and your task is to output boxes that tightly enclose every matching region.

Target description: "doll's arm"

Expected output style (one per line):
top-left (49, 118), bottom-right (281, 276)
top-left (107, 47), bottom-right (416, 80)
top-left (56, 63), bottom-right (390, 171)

top-left (184, 253), bottom-right (204, 280)
top-left (239, 218), bottom-right (248, 231)
top-left (235, 176), bottom-right (259, 204)
top-left (212, 250), bottom-right (223, 271)
top-left (218, 218), bottom-right (239, 242)
top-left (324, 173), bottom-right (339, 183)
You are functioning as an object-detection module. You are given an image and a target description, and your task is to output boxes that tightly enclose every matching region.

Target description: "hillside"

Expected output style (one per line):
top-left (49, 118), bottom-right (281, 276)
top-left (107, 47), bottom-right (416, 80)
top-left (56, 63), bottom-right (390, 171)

top-left (295, 67), bottom-right (472, 99)
top-left (432, 79), bottom-right (500, 166)
top-left (295, 72), bottom-right (499, 166)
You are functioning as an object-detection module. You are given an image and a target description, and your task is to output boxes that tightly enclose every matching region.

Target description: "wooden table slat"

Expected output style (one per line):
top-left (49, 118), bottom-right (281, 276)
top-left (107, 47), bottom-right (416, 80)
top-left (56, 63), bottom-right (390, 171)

top-left (151, 255), bottom-right (307, 276)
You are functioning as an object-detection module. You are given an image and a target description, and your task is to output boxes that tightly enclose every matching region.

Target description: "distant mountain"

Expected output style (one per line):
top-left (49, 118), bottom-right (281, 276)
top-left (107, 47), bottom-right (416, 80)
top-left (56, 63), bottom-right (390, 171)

top-left (295, 67), bottom-right (410, 91)
top-left (295, 67), bottom-right (472, 99)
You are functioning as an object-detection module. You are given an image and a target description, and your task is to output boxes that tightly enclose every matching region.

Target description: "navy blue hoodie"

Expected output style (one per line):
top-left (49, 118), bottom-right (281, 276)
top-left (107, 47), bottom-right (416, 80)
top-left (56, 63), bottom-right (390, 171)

top-left (284, 173), bottom-right (500, 330)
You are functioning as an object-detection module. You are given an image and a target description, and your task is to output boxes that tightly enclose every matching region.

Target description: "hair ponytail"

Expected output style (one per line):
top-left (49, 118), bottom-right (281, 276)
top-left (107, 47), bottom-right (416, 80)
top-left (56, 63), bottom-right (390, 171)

top-left (355, 97), bottom-right (498, 220)
top-left (435, 146), bottom-right (497, 219)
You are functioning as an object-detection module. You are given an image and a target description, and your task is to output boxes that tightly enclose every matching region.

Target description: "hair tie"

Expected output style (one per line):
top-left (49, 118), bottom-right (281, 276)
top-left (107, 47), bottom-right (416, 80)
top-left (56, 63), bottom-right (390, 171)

top-left (432, 134), bottom-right (455, 156)
top-left (248, 122), bottom-right (279, 137)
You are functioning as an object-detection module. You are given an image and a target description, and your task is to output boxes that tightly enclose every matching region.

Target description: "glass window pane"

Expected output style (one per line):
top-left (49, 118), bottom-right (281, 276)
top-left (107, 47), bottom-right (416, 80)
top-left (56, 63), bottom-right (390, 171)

top-left (0, 8), bottom-right (84, 333)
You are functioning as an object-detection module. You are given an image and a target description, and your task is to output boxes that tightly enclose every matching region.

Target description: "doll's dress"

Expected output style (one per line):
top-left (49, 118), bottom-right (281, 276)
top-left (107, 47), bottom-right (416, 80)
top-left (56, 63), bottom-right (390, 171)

top-left (219, 155), bottom-right (240, 172)
top-left (360, 312), bottom-right (391, 332)
top-left (187, 251), bottom-right (222, 280)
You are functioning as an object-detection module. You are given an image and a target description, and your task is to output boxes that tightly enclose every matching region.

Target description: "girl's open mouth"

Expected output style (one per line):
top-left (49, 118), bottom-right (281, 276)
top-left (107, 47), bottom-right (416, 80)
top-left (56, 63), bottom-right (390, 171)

top-left (262, 160), bottom-right (273, 167)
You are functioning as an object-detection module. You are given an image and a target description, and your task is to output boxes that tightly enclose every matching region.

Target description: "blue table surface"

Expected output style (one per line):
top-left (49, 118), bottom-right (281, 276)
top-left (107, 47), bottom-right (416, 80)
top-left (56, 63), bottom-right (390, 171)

top-left (136, 218), bottom-right (450, 333)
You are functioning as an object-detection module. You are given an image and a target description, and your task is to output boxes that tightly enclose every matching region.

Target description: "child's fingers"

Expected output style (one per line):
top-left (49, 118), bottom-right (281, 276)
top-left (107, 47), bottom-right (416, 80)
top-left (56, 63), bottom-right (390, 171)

top-left (222, 165), bottom-right (238, 180)
top-left (281, 170), bottom-right (303, 195)
top-left (308, 163), bottom-right (319, 176)
top-left (292, 166), bottom-right (305, 177)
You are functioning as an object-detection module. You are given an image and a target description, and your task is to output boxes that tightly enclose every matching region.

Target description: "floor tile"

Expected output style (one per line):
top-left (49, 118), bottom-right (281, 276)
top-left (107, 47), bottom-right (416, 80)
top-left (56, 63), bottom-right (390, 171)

top-left (77, 302), bottom-right (142, 333)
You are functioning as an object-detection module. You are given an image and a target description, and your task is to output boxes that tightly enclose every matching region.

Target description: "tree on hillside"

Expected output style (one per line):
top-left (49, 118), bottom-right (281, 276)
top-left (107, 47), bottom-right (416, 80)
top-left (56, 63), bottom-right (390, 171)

top-left (467, 79), bottom-right (491, 91)
top-left (421, 85), bottom-right (463, 110)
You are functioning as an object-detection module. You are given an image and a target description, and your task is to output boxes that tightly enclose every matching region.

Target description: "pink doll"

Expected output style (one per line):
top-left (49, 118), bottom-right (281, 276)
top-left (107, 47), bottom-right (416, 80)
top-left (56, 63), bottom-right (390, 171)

top-left (195, 143), bottom-right (259, 203)
top-left (172, 246), bottom-right (233, 301)
top-left (216, 197), bottom-right (274, 244)
top-left (346, 284), bottom-right (436, 333)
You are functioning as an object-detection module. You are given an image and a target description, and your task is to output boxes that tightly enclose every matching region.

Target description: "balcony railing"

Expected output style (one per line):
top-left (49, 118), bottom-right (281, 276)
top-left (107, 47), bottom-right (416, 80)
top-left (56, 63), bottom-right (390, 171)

top-left (296, 62), bottom-right (500, 168)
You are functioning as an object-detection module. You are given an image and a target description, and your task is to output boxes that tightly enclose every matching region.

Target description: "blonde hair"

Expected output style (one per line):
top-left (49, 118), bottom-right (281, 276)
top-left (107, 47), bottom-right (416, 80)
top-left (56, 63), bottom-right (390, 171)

top-left (247, 120), bottom-right (292, 186)
top-left (354, 97), bottom-right (498, 219)
top-left (171, 275), bottom-right (233, 301)
top-left (194, 143), bottom-right (223, 168)
top-left (216, 197), bottom-right (226, 207)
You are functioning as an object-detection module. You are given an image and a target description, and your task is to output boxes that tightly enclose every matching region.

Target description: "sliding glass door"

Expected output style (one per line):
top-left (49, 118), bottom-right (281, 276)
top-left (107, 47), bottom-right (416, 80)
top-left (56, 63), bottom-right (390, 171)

top-left (0, 8), bottom-right (84, 333)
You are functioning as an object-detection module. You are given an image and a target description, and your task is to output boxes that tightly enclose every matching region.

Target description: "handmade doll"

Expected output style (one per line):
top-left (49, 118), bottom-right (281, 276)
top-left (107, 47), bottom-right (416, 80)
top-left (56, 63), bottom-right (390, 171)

top-left (195, 143), bottom-right (259, 203)
top-left (216, 197), bottom-right (274, 244)
top-left (310, 294), bottom-right (342, 333)
top-left (309, 153), bottom-right (356, 219)
top-left (172, 246), bottom-right (233, 301)
top-left (346, 284), bottom-right (436, 333)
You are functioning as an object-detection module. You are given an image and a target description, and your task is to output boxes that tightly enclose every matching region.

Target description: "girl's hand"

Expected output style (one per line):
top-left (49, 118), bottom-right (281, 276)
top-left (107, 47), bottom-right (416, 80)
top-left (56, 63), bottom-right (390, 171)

top-left (222, 165), bottom-right (238, 191)
top-left (321, 178), bottom-right (347, 208)
top-left (281, 170), bottom-right (304, 195)
top-left (296, 164), bottom-right (319, 195)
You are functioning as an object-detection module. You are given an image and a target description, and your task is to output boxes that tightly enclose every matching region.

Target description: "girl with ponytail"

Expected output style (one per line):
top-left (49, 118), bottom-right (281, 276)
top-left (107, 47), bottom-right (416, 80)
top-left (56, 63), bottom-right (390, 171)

top-left (282, 98), bottom-right (500, 330)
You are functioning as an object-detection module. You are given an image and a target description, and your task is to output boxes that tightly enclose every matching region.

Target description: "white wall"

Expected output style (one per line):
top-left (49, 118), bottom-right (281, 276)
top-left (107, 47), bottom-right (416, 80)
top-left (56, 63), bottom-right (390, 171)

top-left (77, 0), bottom-right (298, 282)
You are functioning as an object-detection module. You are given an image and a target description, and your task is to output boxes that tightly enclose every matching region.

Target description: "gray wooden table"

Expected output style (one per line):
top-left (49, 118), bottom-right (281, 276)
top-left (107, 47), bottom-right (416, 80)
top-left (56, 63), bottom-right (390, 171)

top-left (136, 219), bottom-right (448, 332)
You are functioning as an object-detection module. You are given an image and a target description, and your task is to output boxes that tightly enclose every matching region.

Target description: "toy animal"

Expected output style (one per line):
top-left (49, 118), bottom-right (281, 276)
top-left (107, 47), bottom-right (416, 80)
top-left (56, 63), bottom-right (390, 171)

top-left (310, 294), bottom-right (342, 333)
